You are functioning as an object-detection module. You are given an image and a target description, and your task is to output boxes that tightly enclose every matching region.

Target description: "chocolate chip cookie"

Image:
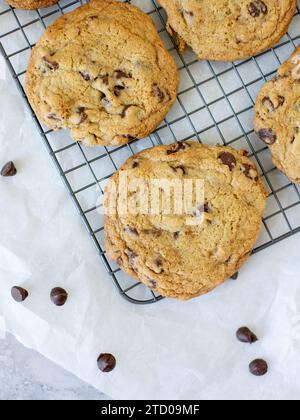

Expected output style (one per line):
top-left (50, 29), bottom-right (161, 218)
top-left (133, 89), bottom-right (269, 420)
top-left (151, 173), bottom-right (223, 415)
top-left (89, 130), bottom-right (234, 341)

top-left (254, 46), bottom-right (300, 185)
top-left (158, 0), bottom-right (296, 61)
top-left (105, 142), bottom-right (267, 300)
top-left (25, 0), bottom-right (179, 147)
top-left (6, 0), bottom-right (58, 9)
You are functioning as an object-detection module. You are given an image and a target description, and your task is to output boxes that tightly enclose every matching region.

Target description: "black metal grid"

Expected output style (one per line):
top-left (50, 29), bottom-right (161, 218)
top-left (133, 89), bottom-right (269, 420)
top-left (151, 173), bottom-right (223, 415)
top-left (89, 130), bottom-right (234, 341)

top-left (1, 0), bottom-right (300, 304)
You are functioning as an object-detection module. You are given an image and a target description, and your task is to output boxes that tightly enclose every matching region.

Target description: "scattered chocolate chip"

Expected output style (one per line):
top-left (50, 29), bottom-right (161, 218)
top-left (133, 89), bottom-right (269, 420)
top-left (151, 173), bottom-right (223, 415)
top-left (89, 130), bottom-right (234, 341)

top-left (115, 70), bottom-right (131, 79)
top-left (167, 142), bottom-right (188, 155)
top-left (97, 353), bottom-right (116, 373)
top-left (242, 150), bottom-right (250, 157)
top-left (257, 128), bottom-right (277, 145)
top-left (219, 152), bottom-right (237, 171)
top-left (43, 57), bottom-right (59, 70)
top-left (50, 287), bottom-right (68, 306)
top-left (248, 1), bottom-right (267, 18)
top-left (11, 286), bottom-right (28, 302)
top-left (249, 359), bottom-right (268, 377)
top-left (79, 71), bottom-right (90, 81)
top-left (1, 161), bottom-right (17, 177)
top-left (153, 84), bottom-right (165, 103)
top-left (231, 272), bottom-right (239, 280)
top-left (236, 327), bottom-right (258, 344)
top-left (132, 161), bottom-right (139, 168)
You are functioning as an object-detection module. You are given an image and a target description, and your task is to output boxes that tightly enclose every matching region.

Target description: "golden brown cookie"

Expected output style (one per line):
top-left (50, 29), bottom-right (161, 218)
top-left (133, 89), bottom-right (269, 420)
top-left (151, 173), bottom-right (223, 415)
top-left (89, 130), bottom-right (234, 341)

top-left (6, 0), bottom-right (58, 10)
top-left (254, 46), bottom-right (300, 185)
top-left (105, 142), bottom-right (268, 300)
top-left (158, 0), bottom-right (297, 61)
top-left (25, 0), bottom-right (179, 147)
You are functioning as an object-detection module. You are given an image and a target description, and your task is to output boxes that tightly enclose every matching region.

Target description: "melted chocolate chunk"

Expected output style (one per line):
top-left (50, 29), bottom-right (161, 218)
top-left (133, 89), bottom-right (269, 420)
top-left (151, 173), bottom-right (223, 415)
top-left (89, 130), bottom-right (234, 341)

top-left (219, 152), bottom-right (237, 171)
top-left (170, 165), bottom-right (186, 175)
top-left (115, 70), bottom-right (131, 79)
top-left (79, 71), bottom-right (90, 81)
top-left (231, 272), bottom-right (239, 280)
top-left (43, 57), bottom-right (59, 70)
top-left (77, 107), bottom-right (87, 124)
top-left (121, 105), bottom-right (132, 118)
top-left (257, 128), bottom-right (277, 145)
top-left (153, 84), bottom-right (165, 103)
top-left (125, 248), bottom-right (137, 265)
top-left (248, 1), bottom-right (268, 17)
top-left (167, 142), bottom-right (188, 155)
top-left (148, 280), bottom-right (157, 289)
top-left (262, 95), bottom-right (285, 112)
top-left (243, 164), bottom-right (258, 181)
top-left (114, 85), bottom-right (125, 97)
top-left (47, 113), bottom-right (61, 121)
top-left (101, 75), bottom-right (109, 86)
top-left (173, 232), bottom-right (180, 240)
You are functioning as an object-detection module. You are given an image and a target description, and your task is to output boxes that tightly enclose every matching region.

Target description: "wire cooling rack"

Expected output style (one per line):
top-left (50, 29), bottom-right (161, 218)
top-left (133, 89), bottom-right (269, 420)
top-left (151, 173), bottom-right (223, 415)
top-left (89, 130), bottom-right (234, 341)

top-left (1, 0), bottom-right (300, 304)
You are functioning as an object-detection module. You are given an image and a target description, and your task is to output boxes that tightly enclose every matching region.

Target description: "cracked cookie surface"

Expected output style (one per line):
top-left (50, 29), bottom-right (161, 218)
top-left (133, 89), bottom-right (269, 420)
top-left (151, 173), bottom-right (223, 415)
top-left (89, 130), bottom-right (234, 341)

top-left (254, 46), bottom-right (300, 185)
top-left (6, 0), bottom-right (58, 9)
top-left (158, 0), bottom-right (296, 61)
top-left (25, 0), bottom-right (179, 146)
top-left (105, 141), bottom-right (268, 300)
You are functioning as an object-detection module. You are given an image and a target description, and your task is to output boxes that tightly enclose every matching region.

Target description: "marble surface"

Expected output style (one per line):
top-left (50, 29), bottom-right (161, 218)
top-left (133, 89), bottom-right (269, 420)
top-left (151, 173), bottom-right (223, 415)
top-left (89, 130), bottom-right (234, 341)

top-left (0, 334), bottom-right (109, 400)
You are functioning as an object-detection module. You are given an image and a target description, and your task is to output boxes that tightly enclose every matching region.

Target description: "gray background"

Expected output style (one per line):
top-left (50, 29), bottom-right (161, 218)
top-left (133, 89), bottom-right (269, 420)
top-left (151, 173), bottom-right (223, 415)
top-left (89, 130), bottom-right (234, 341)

top-left (0, 334), bottom-right (109, 400)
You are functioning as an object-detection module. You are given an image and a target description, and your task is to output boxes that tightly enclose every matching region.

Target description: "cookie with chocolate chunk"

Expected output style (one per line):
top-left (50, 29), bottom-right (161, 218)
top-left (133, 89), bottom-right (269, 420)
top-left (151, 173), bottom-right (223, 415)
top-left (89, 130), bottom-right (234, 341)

top-left (254, 46), bottom-right (300, 185)
top-left (25, 0), bottom-right (178, 146)
top-left (158, 0), bottom-right (296, 61)
top-left (105, 142), bottom-right (267, 300)
top-left (6, 0), bottom-right (58, 9)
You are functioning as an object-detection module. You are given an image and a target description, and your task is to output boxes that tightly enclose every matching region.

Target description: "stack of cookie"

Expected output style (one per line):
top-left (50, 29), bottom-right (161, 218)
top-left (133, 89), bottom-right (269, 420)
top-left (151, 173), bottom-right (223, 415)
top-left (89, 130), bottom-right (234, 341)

top-left (17, 0), bottom-right (299, 300)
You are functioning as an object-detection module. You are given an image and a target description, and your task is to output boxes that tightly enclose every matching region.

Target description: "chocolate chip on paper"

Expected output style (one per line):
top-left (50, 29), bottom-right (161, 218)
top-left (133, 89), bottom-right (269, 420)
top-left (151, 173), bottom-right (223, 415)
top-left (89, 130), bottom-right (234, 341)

top-left (97, 353), bottom-right (116, 373)
top-left (236, 327), bottom-right (258, 344)
top-left (249, 359), bottom-right (268, 377)
top-left (11, 286), bottom-right (28, 302)
top-left (50, 287), bottom-right (68, 306)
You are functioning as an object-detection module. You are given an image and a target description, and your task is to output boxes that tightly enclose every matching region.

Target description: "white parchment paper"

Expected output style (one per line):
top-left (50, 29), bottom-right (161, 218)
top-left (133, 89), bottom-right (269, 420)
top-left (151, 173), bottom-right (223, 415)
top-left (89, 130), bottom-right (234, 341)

top-left (1, 11), bottom-right (300, 399)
